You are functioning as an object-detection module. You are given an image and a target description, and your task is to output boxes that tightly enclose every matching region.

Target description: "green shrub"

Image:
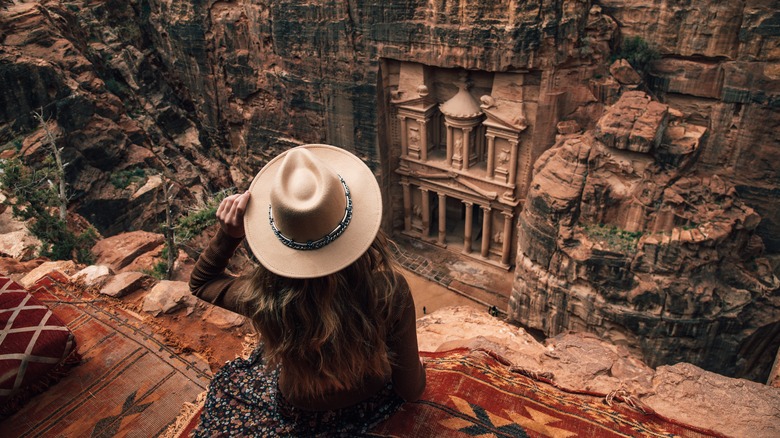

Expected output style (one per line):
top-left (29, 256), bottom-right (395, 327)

top-left (141, 244), bottom-right (170, 280)
top-left (104, 78), bottom-right (128, 96)
top-left (175, 189), bottom-right (234, 243)
top-left (110, 167), bottom-right (147, 189)
top-left (582, 223), bottom-right (643, 254)
top-left (614, 36), bottom-right (659, 75)
top-left (143, 260), bottom-right (169, 280)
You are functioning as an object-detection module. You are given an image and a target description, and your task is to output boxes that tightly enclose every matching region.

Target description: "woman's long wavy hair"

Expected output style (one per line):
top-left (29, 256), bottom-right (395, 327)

top-left (239, 230), bottom-right (401, 401)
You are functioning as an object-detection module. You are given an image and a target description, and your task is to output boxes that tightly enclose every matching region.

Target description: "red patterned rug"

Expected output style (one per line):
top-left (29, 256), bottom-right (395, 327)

top-left (370, 349), bottom-right (724, 437)
top-left (0, 272), bottom-right (212, 437)
top-left (166, 348), bottom-right (724, 437)
top-left (0, 276), bottom-right (80, 417)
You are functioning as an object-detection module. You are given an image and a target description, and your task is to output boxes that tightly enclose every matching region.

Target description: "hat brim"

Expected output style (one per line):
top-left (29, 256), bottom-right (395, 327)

top-left (244, 144), bottom-right (382, 278)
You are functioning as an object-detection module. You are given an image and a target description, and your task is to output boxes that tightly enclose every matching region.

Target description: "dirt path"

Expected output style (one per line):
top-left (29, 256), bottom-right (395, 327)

top-left (401, 267), bottom-right (485, 319)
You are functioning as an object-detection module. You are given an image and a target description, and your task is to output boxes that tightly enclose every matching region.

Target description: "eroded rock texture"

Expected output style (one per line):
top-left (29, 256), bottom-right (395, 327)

top-left (510, 90), bottom-right (780, 381)
top-left (0, 1), bottom-right (228, 234)
top-left (601, 0), bottom-right (780, 250)
top-left (1, 0), bottom-right (778, 382)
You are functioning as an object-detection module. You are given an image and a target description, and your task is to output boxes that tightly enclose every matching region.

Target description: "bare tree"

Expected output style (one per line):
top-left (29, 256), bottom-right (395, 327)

top-left (141, 142), bottom-right (185, 280)
top-left (159, 175), bottom-right (177, 279)
top-left (33, 109), bottom-right (67, 222)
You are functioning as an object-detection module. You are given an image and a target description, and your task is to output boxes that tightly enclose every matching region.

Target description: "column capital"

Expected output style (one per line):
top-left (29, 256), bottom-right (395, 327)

top-left (462, 200), bottom-right (474, 207)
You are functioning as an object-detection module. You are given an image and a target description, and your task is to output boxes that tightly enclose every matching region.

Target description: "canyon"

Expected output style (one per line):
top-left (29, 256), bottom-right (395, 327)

top-left (0, 0), bottom-right (778, 400)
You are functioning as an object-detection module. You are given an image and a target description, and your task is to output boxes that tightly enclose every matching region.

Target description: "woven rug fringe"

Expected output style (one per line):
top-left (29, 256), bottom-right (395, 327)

top-left (605, 388), bottom-right (655, 415)
top-left (239, 333), bottom-right (260, 359)
top-left (159, 391), bottom-right (207, 438)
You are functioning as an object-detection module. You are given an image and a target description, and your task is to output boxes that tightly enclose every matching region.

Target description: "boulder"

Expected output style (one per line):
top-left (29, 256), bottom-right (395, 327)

top-left (0, 206), bottom-right (41, 259)
top-left (92, 231), bottom-right (164, 271)
top-left (120, 245), bottom-right (163, 274)
top-left (202, 305), bottom-right (246, 329)
top-left (142, 280), bottom-right (195, 316)
top-left (645, 363), bottom-right (780, 438)
top-left (594, 91), bottom-right (668, 153)
top-left (18, 260), bottom-right (77, 289)
top-left (609, 59), bottom-right (642, 85)
top-left (100, 271), bottom-right (149, 298)
top-left (74, 265), bottom-right (113, 286)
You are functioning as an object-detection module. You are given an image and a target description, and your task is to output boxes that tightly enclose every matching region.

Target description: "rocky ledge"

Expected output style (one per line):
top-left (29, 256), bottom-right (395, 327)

top-left (419, 306), bottom-right (780, 438)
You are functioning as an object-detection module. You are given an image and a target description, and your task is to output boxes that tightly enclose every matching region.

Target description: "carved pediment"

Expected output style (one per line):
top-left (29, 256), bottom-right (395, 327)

top-left (482, 105), bottom-right (527, 131)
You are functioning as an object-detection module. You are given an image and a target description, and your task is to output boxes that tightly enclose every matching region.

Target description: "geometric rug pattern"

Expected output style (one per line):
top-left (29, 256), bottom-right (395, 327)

top-left (0, 271), bottom-right (211, 437)
top-left (368, 349), bottom-right (725, 438)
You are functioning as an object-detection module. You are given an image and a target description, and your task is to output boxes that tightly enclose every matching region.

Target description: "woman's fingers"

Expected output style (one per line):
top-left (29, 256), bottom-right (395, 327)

top-left (217, 194), bottom-right (240, 220)
top-left (235, 191), bottom-right (250, 214)
top-left (217, 192), bottom-right (250, 238)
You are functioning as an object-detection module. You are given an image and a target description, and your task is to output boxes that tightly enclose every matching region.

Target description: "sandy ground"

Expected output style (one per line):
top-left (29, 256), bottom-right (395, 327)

top-left (401, 267), bottom-right (484, 318)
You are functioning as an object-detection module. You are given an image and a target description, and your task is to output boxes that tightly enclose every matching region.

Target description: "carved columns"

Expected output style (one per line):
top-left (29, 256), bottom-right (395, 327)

top-left (399, 116), bottom-right (408, 157)
top-left (501, 211), bottom-right (513, 267)
top-left (437, 193), bottom-right (447, 245)
top-left (481, 206), bottom-right (492, 258)
top-left (421, 188), bottom-right (430, 237)
top-left (446, 126), bottom-right (453, 166)
top-left (402, 181), bottom-right (411, 232)
top-left (508, 139), bottom-right (519, 183)
top-left (486, 135), bottom-right (496, 179)
top-left (419, 120), bottom-right (428, 161)
top-left (462, 201), bottom-right (473, 254)
top-left (463, 128), bottom-right (472, 170)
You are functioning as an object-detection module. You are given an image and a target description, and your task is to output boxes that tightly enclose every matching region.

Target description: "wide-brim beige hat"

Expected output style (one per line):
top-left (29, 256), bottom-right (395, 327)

top-left (244, 144), bottom-right (382, 278)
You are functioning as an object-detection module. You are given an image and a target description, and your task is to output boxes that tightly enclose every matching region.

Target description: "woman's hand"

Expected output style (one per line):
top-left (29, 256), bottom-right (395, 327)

top-left (217, 191), bottom-right (251, 238)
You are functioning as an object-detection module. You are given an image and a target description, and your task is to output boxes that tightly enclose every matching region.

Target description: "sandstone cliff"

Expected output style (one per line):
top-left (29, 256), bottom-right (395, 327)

top-left (2, 1), bottom-right (776, 250)
top-left (510, 89), bottom-right (780, 381)
top-left (1, 0), bottom-right (778, 386)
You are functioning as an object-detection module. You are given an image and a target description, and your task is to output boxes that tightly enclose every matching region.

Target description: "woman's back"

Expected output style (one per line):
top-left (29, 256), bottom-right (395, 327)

top-left (190, 145), bottom-right (425, 435)
top-left (241, 237), bottom-right (421, 408)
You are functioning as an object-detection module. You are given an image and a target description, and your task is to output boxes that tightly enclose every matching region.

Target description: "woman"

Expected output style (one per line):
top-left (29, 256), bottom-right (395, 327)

top-left (189, 145), bottom-right (426, 436)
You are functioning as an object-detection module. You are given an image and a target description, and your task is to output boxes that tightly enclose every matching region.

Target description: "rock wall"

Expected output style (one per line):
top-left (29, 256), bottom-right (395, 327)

top-left (1, 0), bottom-right (778, 382)
top-left (510, 90), bottom-right (780, 381)
top-left (140, 0), bottom-right (618, 229)
top-left (506, 0), bottom-right (780, 380)
top-left (0, 1), bottom-right (229, 234)
top-left (601, 0), bottom-right (780, 250)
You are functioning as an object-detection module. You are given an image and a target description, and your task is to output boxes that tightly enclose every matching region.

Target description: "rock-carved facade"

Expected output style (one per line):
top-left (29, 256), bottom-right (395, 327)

top-left (389, 62), bottom-right (530, 269)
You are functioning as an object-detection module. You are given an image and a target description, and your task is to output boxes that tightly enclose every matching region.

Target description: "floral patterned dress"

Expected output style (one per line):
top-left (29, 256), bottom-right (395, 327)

top-left (194, 346), bottom-right (404, 437)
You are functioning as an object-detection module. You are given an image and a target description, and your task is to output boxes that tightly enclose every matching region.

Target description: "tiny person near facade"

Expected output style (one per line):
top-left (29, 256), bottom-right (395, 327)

top-left (189, 144), bottom-right (426, 436)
